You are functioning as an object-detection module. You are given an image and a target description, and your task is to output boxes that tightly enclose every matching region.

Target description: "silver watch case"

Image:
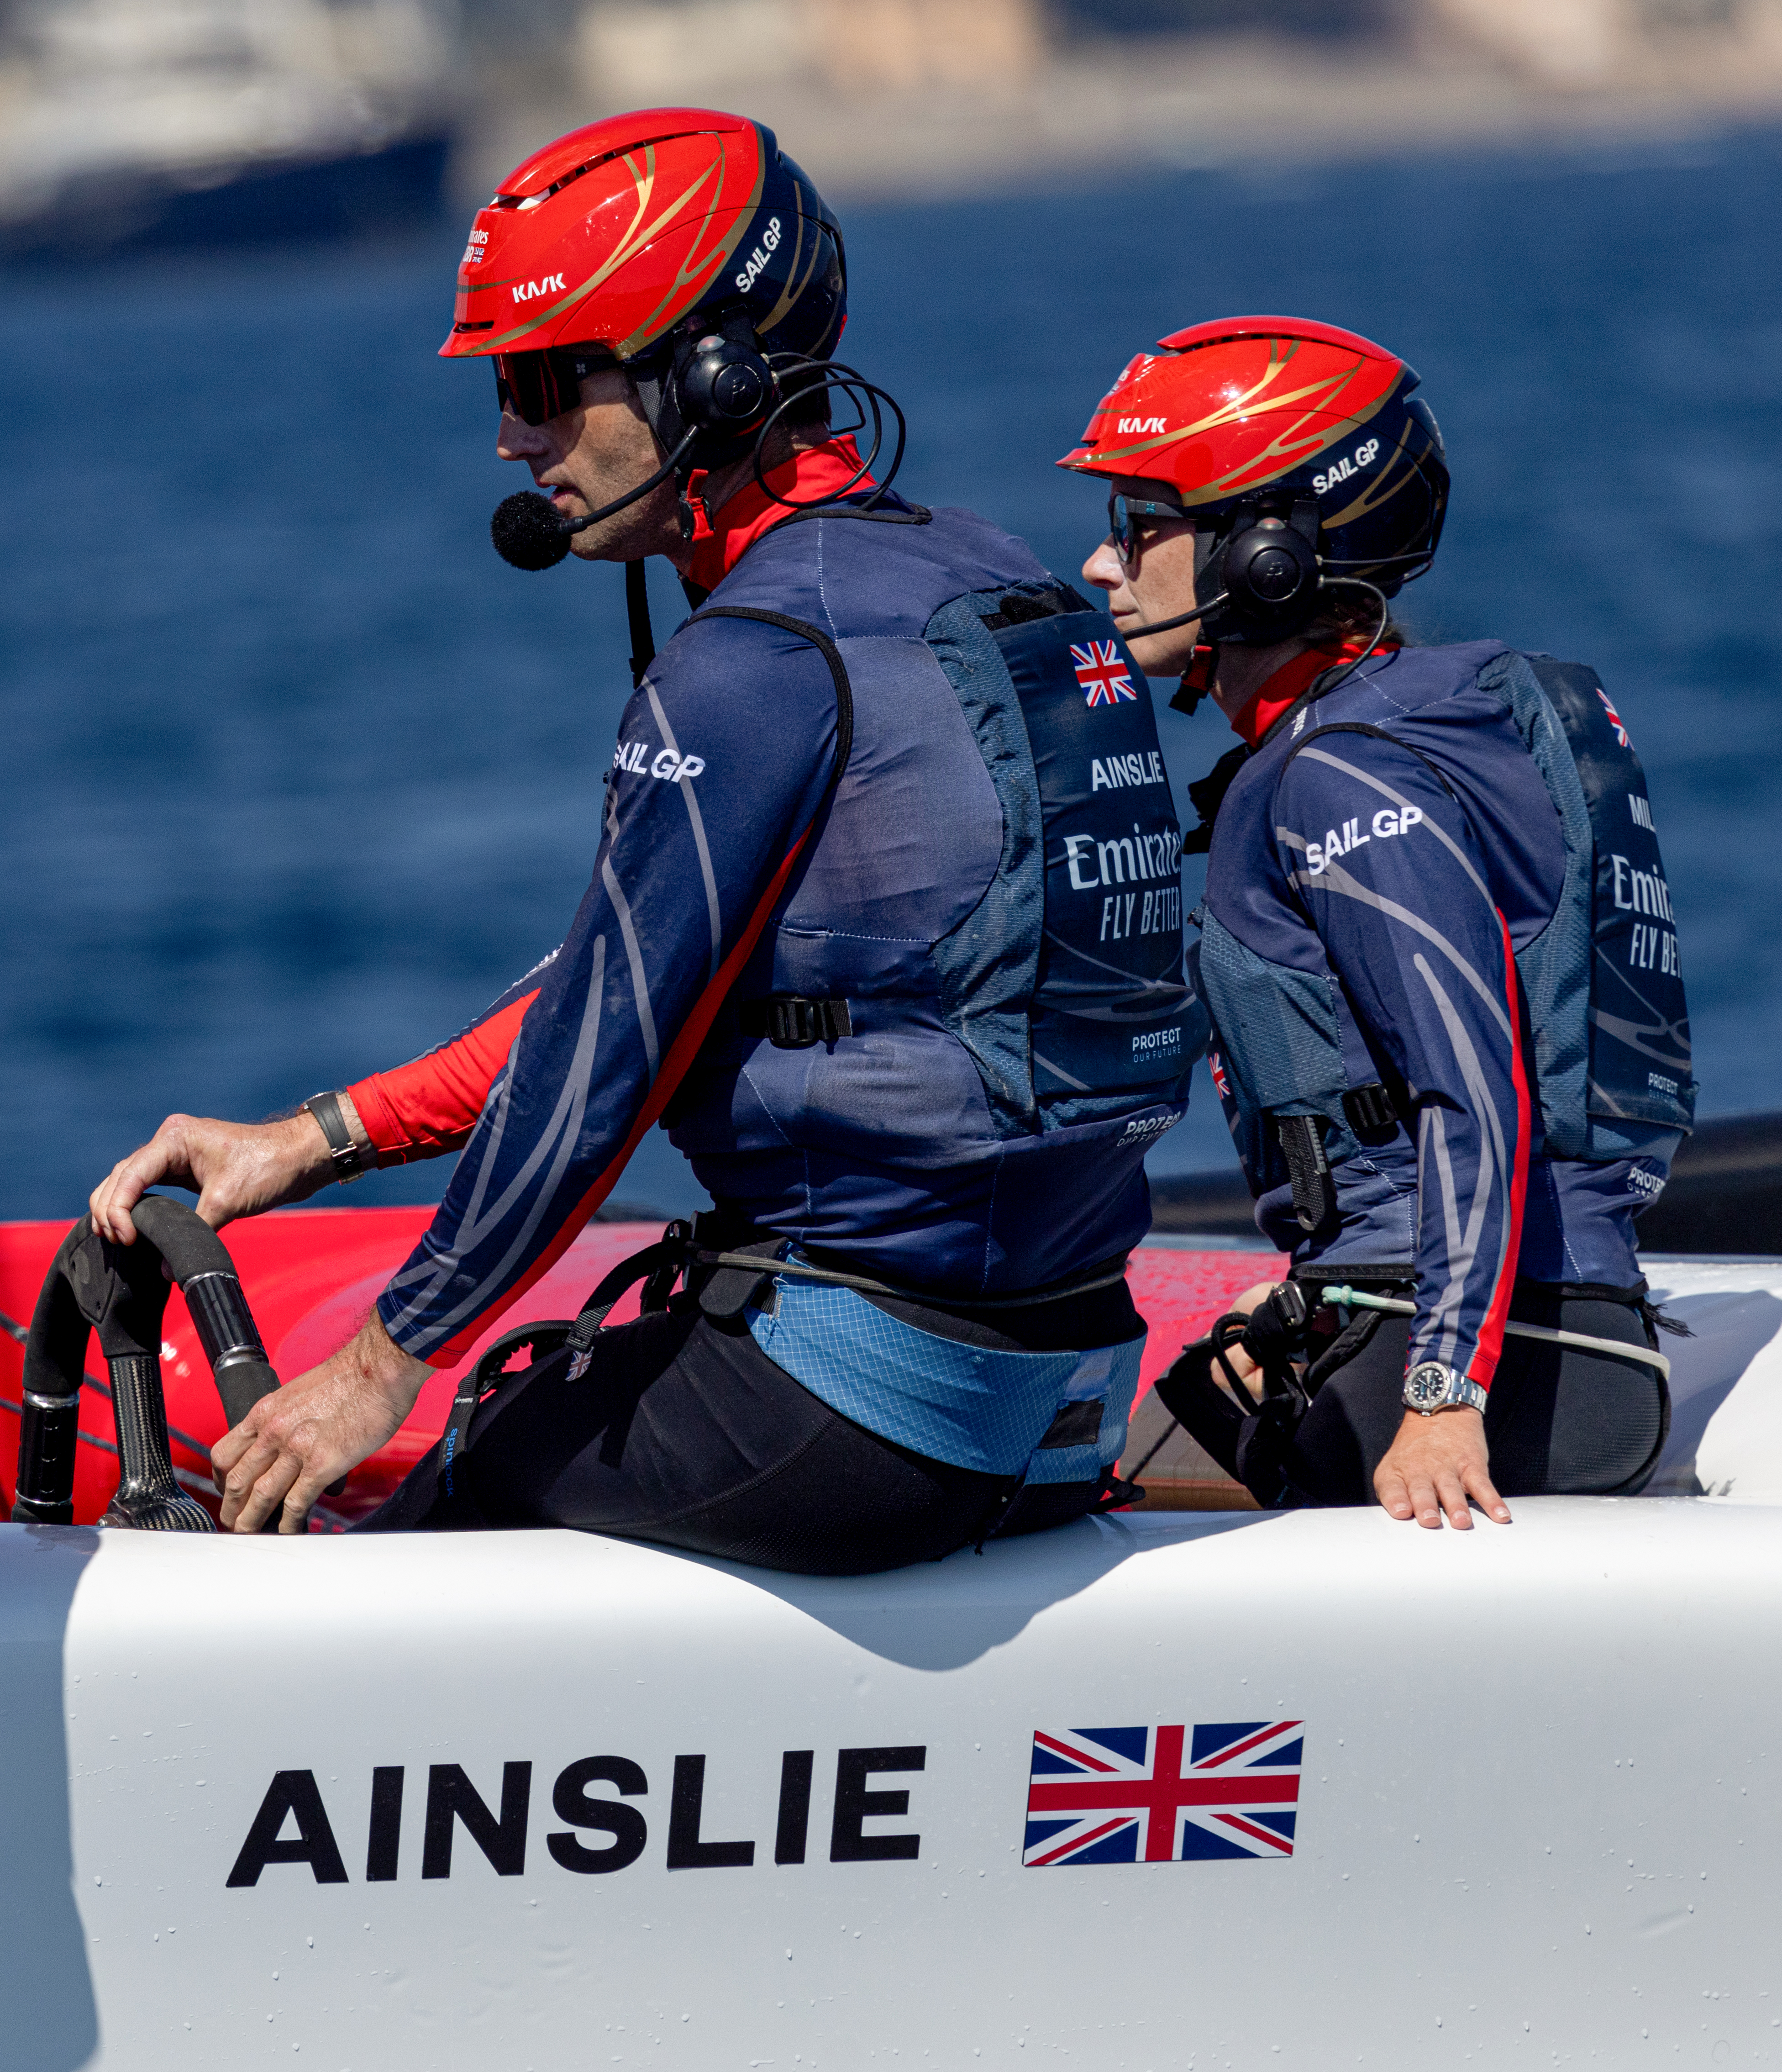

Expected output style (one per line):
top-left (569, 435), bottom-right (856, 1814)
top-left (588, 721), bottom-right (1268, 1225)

top-left (1403, 1361), bottom-right (1489, 1416)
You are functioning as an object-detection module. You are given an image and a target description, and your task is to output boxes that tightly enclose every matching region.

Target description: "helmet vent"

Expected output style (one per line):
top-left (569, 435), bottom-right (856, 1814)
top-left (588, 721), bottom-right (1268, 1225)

top-left (496, 132), bottom-right (711, 211)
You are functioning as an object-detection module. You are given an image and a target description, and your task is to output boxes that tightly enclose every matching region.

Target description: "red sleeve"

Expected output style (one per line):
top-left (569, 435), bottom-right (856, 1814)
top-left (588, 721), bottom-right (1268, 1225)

top-left (347, 991), bottom-right (538, 1166)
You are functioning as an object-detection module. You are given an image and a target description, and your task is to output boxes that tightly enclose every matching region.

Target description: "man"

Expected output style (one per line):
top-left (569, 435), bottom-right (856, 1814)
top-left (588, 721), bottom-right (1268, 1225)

top-left (91, 111), bottom-right (1199, 1563)
top-left (1062, 316), bottom-right (1691, 1529)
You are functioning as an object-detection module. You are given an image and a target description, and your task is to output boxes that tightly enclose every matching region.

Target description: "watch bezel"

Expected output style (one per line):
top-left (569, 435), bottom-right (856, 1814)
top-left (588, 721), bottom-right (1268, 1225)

top-left (1403, 1361), bottom-right (1486, 1415)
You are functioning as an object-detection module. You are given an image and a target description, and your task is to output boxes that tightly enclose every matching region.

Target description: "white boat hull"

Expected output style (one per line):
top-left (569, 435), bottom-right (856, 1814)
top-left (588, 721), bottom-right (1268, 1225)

top-left (6, 1484), bottom-right (1782, 2068)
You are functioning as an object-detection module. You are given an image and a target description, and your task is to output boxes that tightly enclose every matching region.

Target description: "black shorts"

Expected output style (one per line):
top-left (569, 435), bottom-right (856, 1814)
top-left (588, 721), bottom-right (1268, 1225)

top-left (1161, 1275), bottom-right (1670, 1510)
top-left (354, 1276), bottom-right (1144, 1573)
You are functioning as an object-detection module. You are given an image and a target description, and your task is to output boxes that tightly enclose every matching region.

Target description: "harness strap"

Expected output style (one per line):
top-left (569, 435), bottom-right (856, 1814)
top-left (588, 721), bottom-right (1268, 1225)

top-left (693, 1246), bottom-right (1131, 1310)
top-left (436, 1221), bottom-right (1132, 1491)
top-left (435, 1223), bottom-right (695, 1492)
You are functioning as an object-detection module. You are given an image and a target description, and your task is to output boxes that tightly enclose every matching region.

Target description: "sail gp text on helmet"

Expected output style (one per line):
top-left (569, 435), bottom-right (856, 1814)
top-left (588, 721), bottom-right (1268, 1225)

top-left (734, 216), bottom-right (783, 293)
top-left (1312, 437), bottom-right (1382, 496)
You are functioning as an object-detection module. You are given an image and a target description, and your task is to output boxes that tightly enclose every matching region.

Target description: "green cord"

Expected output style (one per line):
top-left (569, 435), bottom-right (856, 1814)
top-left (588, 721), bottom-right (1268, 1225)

top-left (1319, 1284), bottom-right (1414, 1315)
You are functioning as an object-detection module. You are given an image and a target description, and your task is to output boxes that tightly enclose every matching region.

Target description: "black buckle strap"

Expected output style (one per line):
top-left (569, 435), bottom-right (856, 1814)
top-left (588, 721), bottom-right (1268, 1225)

top-left (1341, 1081), bottom-right (1398, 1137)
top-left (1180, 743), bottom-right (1250, 857)
top-left (740, 995), bottom-right (852, 1048)
top-left (1272, 1112), bottom-right (1334, 1234)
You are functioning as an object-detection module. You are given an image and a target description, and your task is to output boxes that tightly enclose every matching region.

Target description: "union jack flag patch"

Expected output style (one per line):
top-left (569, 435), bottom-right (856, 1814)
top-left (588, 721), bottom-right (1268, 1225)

top-left (1023, 1721), bottom-right (1304, 1865)
top-left (1071, 639), bottom-right (1137, 707)
top-left (1596, 686), bottom-right (1632, 749)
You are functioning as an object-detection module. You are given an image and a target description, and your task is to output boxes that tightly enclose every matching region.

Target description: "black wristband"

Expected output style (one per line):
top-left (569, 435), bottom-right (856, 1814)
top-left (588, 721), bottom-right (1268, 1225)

top-left (302, 1091), bottom-right (368, 1183)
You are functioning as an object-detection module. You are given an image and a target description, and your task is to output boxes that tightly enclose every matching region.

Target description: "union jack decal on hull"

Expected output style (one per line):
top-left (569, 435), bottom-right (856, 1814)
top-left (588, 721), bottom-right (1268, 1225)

top-left (1071, 640), bottom-right (1137, 707)
top-left (1023, 1721), bottom-right (1304, 1865)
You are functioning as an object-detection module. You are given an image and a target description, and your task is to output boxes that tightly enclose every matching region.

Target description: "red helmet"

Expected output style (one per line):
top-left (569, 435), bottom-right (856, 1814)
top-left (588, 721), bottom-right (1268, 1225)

top-left (1059, 316), bottom-right (1448, 629)
top-left (443, 108), bottom-right (846, 451)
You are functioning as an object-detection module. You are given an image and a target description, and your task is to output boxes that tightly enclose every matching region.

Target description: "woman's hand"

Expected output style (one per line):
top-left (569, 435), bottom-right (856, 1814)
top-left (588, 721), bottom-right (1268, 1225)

top-left (1374, 1407), bottom-right (1511, 1529)
top-left (1214, 1278), bottom-right (1288, 1404)
top-left (89, 1112), bottom-right (337, 1242)
top-left (211, 1313), bottom-right (431, 1534)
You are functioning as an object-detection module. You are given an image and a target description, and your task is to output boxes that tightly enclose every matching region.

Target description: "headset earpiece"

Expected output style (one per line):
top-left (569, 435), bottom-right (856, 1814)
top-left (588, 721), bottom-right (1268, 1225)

top-left (673, 308), bottom-right (778, 452)
top-left (1226, 497), bottom-right (1326, 634)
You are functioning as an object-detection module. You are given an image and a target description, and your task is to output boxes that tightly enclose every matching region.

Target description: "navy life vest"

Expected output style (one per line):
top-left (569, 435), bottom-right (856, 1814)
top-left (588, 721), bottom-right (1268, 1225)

top-left (667, 504), bottom-right (1204, 1302)
top-left (1195, 641), bottom-right (1694, 1204)
top-left (661, 504), bottom-right (1202, 1484)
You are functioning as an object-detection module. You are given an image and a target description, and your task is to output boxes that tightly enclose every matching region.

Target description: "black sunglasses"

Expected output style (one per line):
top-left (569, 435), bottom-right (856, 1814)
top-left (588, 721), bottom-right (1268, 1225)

top-left (1107, 490), bottom-right (1188, 566)
top-left (494, 344), bottom-right (620, 426)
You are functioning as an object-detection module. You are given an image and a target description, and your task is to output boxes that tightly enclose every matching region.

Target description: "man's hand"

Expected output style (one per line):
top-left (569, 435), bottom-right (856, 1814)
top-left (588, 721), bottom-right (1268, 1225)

top-left (90, 1111), bottom-right (337, 1243)
top-left (212, 1312), bottom-right (431, 1534)
top-left (1374, 1407), bottom-right (1511, 1530)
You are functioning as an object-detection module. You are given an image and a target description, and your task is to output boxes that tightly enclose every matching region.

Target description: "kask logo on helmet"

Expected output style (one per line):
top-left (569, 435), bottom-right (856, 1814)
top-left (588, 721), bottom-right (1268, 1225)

top-left (513, 273), bottom-right (568, 305)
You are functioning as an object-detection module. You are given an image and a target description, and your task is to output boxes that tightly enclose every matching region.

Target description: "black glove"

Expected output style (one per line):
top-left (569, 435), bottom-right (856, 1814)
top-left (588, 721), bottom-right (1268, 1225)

top-left (1235, 1280), bottom-right (1311, 1392)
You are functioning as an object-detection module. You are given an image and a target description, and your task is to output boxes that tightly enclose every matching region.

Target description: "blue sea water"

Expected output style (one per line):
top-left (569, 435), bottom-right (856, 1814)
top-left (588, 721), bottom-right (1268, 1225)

top-left (3, 126), bottom-right (1779, 1223)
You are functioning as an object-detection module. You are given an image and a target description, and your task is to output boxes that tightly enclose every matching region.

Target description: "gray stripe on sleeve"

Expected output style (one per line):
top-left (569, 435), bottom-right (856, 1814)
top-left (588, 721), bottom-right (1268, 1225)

top-left (1293, 860), bottom-right (1514, 1042)
top-left (645, 683), bottom-right (723, 982)
top-left (383, 937), bottom-right (609, 1347)
top-left (1409, 952), bottom-right (1516, 1374)
top-left (600, 785), bottom-right (660, 1079)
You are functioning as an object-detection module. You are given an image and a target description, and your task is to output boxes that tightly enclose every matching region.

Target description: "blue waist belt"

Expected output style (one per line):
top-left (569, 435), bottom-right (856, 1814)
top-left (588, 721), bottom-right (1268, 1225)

top-left (746, 1275), bottom-right (1145, 1485)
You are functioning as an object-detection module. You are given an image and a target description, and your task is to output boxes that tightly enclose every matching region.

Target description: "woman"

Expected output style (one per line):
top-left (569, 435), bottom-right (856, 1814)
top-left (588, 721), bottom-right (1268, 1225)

top-left (1060, 316), bottom-right (1690, 1529)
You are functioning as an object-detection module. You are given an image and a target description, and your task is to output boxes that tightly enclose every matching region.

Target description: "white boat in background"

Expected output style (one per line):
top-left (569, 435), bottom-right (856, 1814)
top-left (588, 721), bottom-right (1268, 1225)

top-left (0, 0), bottom-right (453, 257)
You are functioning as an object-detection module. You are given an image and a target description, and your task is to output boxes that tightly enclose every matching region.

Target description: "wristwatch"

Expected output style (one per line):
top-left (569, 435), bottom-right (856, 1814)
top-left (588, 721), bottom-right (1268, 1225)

top-left (1403, 1361), bottom-right (1488, 1416)
top-left (302, 1091), bottom-right (368, 1184)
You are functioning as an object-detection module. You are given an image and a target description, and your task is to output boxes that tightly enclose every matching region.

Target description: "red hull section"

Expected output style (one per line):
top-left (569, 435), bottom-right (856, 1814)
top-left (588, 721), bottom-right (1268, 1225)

top-left (0, 1209), bottom-right (1280, 1527)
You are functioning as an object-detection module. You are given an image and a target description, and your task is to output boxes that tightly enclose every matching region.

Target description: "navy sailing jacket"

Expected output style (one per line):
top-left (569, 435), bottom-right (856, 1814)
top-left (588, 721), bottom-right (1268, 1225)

top-left (363, 491), bottom-right (1198, 1367)
top-left (1197, 639), bottom-right (1693, 1392)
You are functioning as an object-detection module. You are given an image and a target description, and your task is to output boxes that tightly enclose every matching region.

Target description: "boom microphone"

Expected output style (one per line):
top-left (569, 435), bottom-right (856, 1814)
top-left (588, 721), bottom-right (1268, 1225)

top-left (491, 490), bottom-right (576, 570)
top-left (1119, 591), bottom-right (1229, 642)
top-left (489, 430), bottom-right (699, 571)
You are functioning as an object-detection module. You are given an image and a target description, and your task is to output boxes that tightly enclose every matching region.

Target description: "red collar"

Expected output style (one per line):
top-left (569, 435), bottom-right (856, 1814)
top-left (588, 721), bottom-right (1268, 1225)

top-left (684, 435), bottom-right (873, 592)
top-left (1227, 636), bottom-right (1399, 748)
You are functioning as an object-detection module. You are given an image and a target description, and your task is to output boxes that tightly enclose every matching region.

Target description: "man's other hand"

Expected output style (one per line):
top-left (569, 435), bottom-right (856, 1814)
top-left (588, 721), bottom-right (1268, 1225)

top-left (1374, 1407), bottom-right (1511, 1530)
top-left (211, 1312), bottom-right (431, 1534)
top-left (90, 1111), bottom-right (336, 1243)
